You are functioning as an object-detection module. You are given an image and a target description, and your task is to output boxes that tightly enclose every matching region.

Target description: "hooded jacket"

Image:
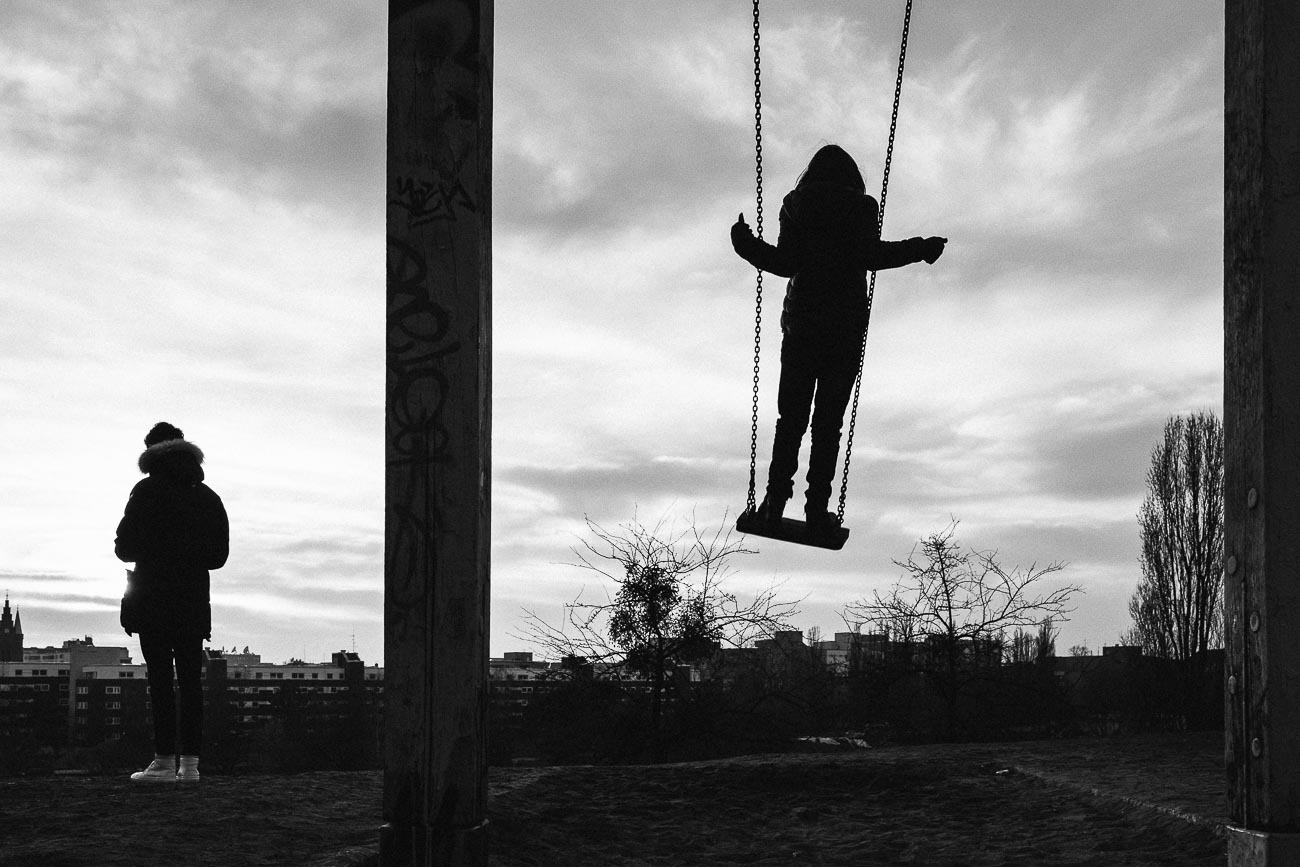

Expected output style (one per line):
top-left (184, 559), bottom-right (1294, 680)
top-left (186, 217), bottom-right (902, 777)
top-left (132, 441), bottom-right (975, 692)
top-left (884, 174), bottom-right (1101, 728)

top-left (733, 182), bottom-right (936, 336)
top-left (115, 439), bottom-right (229, 638)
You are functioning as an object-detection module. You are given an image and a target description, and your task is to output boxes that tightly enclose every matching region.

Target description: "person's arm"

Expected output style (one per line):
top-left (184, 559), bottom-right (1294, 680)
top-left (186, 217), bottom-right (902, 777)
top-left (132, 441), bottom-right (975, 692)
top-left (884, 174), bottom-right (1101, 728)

top-left (856, 194), bottom-right (946, 271)
top-left (205, 491), bottom-right (230, 570)
top-left (730, 212), bottom-right (799, 278)
top-left (866, 236), bottom-right (947, 270)
top-left (114, 485), bottom-right (151, 563)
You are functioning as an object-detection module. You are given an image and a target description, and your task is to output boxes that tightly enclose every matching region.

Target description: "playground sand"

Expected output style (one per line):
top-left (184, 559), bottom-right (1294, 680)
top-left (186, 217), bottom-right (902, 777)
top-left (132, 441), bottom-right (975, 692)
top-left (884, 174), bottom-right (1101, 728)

top-left (0, 732), bottom-right (1223, 866)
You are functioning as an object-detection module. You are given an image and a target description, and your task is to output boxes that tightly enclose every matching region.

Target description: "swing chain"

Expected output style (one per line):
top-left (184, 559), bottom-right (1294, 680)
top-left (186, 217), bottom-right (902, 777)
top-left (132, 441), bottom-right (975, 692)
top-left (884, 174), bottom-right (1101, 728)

top-left (746, 0), bottom-right (764, 514)
top-left (837, 0), bottom-right (912, 524)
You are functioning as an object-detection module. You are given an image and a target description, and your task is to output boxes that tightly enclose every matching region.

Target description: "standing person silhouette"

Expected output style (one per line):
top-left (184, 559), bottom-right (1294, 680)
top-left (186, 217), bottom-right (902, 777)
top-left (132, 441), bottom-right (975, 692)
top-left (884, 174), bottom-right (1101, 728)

top-left (731, 144), bottom-right (946, 535)
top-left (116, 422), bottom-right (229, 783)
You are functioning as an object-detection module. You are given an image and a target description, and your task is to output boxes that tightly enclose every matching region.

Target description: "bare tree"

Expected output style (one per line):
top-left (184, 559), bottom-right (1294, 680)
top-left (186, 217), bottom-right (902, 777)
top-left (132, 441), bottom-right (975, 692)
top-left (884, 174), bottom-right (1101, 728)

top-left (1128, 411), bottom-right (1224, 661)
top-left (1116, 626), bottom-right (1142, 648)
top-left (516, 512), bottom-right (799, 761)
top-left (844, 521), bottom-right (1079, 737)
top-left (1004, 619), bottom-right (1057, 666)
top-left (1036, 617), bottom-right (1058, 660)
top-left (1005, 629), bottom-right (1037, 666)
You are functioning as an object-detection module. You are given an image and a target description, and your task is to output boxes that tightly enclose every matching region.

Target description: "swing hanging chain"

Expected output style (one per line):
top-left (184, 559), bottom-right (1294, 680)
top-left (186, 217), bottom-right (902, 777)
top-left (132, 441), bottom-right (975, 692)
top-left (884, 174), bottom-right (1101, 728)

top-left (837, 0), bottom-right (913, 524)
top-left (746, 0), bottom-right (764, 514)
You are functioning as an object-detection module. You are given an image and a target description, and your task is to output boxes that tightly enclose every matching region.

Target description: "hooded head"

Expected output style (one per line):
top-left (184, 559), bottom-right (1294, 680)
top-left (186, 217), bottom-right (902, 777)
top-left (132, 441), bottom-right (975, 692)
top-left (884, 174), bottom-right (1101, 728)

top-left (144, 421), bottom-right (185, 447)
top-left (796, 144), bottom-right (866, 194)
top-left (138, 422), bottom-right (205, 485)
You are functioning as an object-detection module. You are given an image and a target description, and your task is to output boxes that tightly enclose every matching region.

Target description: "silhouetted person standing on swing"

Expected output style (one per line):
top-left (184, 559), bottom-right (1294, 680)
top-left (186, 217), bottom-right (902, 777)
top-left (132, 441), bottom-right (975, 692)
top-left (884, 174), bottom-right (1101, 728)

top-left (731, 144), bottom-right (945, 535)
top-left (116, 421), bottom-right (228, 783)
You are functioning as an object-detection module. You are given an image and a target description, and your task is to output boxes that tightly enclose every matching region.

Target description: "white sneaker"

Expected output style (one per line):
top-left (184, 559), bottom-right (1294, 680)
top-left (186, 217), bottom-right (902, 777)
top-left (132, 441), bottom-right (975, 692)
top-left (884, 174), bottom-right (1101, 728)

top-left (130, 756), bottom-right (177, 783)
top-left (177, 755), bottom-right (200, 783)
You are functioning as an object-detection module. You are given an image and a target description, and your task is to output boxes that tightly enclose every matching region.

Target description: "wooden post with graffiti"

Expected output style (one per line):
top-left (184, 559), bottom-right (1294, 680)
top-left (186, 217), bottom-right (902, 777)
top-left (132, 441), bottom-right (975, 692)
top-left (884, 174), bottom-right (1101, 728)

top-left (383, 1), bottom-right (492, 865)
top-left (1225, 0), bottom-right (1300, 861)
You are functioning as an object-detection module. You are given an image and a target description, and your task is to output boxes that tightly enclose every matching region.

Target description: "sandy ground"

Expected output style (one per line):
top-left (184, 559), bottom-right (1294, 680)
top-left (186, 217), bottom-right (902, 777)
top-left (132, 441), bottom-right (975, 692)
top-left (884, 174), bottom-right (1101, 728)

top-left (0, 732), bottom-right (1224, 866)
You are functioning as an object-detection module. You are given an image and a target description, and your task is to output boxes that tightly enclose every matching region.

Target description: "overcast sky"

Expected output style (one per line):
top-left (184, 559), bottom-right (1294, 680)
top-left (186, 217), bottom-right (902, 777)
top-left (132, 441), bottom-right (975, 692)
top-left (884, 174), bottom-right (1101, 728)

top-left (1, 1), bottom-right (1222, 666)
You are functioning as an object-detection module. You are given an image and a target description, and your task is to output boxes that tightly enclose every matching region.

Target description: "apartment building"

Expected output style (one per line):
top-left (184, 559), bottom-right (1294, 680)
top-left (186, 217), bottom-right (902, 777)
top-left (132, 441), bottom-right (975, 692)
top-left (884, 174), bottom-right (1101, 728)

top-left (489, 651), bottom-right (563, 723)
top-left (0, 609), bottom-right (384, 764)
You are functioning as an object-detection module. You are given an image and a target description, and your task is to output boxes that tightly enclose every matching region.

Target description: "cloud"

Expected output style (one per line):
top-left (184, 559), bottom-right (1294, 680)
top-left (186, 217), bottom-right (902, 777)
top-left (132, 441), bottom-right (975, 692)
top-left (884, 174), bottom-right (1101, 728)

top-left (230, 534), bottom-right (384, 595)
top-left (0, 570), bottom-right (84, 587)
top-left (0, 1), bottom-right (385, 221)
top-left (500, 457), bottom-right (739, 527)
top-left (1, 1), bottom-right (1224, 665)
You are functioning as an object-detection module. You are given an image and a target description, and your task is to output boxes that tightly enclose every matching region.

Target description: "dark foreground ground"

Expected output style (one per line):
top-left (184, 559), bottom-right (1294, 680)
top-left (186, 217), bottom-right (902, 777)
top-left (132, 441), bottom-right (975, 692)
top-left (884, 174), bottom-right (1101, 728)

top-left (0, 732), bottom-right (1224, 866)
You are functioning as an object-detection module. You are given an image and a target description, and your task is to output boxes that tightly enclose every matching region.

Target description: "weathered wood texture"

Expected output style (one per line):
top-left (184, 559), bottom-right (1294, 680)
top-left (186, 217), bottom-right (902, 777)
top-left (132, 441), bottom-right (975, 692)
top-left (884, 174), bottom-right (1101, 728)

top-left (383, 1), bottom-right (492, 864)
top-left (1225, 0), bottom-right (1300, 854)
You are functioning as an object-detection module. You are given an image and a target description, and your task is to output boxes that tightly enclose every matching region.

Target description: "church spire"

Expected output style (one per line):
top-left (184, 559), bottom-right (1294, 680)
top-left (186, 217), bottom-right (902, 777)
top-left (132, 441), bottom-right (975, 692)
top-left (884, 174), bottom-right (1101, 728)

top-left (0, 594), bottom-right (22, 663)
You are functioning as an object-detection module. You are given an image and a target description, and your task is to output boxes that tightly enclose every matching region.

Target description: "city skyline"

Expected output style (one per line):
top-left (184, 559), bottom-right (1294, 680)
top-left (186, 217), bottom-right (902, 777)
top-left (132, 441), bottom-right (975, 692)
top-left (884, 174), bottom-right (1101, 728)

top-left (0, 589), bottom-right (1138, 667)
top-left (1, 2), bottom-right (1223, 664)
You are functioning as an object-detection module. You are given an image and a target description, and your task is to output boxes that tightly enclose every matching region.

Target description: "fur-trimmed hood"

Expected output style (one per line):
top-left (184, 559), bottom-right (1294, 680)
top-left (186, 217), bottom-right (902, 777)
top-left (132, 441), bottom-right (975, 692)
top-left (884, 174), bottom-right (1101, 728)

top-left (137, 439), bottom-right (205, 485)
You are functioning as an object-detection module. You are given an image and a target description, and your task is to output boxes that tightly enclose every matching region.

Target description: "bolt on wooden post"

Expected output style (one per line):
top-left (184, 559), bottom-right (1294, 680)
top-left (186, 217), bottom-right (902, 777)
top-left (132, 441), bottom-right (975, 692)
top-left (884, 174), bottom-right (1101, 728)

top-left (1225, 0), bottom-right (1300, 861)
top-left (383, 1), bottom-right (492, 864)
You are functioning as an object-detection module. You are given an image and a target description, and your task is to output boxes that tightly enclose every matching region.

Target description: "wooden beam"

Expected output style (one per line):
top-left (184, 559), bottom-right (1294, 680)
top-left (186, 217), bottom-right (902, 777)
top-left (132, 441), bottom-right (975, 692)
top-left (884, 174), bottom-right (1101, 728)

top-left (383, 1), bottom-right (492, 864)
top-left (1225, 0), bottom-right (1300, 860)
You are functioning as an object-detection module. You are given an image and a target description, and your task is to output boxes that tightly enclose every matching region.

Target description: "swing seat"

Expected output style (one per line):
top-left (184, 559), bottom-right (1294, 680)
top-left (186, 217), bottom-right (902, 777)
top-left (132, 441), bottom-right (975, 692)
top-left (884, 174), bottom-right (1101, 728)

top-left (736, 508), bottom-right (850, 551)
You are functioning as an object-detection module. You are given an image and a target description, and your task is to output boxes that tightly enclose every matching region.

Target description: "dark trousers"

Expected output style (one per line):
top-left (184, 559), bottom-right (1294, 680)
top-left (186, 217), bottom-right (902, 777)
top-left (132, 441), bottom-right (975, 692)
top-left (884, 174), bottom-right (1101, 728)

top-left (139, 632), bottom-right (205, 756)
top-left (767, 327), bottom-right (862, 512)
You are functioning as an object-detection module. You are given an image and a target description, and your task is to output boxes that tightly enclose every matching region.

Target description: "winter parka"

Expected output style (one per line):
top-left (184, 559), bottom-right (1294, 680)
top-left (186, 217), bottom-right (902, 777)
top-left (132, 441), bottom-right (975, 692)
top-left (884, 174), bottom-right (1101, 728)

top-left (115, 439), bottom-right (229, 638)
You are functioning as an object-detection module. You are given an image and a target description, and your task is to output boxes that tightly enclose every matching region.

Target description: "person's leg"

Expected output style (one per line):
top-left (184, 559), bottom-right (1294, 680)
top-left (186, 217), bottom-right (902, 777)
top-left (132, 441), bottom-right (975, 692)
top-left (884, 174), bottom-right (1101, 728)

top-left (139, 632), bottom-right (177, 757)
top-left (174, 635), bottom-right (205, 757)
top-left (805, 338), bottom-right (861, 520)
top-left (766, 332), bottom-right (817, 510)
top-left (132, 633), bottom-right (178, 782)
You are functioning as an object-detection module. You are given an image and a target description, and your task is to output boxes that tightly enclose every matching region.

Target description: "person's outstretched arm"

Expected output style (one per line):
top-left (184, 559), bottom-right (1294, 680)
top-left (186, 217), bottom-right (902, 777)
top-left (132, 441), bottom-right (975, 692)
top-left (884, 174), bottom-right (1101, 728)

top-left (730, 212), bottom-right (798, 278)
top-left (867, 235), bottom-right (947, 270)
top-left (857, 195), bottom-right (946, 270)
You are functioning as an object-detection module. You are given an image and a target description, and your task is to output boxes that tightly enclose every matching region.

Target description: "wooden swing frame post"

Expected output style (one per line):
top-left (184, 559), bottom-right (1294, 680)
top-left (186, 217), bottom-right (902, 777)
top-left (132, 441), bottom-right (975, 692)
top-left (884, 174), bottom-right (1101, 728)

top-left (383, 1), bottom-right (492, 865)
top-left (1225, 0), bottom-right (1300, 861)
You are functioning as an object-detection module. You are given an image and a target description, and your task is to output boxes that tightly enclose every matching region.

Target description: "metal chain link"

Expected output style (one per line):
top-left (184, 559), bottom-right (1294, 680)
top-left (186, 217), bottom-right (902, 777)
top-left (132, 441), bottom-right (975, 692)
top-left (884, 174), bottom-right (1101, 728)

top-left (837, 0), bottom-right (913, 523)
top-left (745, 0), bottom-right (764, 514)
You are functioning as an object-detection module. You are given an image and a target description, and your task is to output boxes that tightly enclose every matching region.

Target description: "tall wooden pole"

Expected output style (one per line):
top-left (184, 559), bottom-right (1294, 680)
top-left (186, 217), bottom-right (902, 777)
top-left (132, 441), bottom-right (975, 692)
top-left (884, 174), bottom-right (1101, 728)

top-left (383, 1), bottom-right (492, 864)
top-left (1225, 0), bottom-right (1300, 861)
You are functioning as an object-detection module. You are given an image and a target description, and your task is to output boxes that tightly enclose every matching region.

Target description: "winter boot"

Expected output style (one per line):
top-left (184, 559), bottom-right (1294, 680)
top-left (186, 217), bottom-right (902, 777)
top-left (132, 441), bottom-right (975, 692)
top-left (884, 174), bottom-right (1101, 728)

top-left (177, 755), bottom-right (200, 783)
top-left (805, 507), bottom-right (841, 539)
top-left (130, 754), bottom-right (176, 783)
top-left (756, 494), bottom-right (787, 530)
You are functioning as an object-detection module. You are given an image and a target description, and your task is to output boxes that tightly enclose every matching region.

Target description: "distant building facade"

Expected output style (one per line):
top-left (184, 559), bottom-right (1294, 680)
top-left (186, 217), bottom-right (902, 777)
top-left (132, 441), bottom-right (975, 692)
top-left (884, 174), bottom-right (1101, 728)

top-left (0, 600), bottom-right (386, 771)
top-left (0, 658), bottom-right (65, 758)
top-left (489, 651), bottom-right (562, 725)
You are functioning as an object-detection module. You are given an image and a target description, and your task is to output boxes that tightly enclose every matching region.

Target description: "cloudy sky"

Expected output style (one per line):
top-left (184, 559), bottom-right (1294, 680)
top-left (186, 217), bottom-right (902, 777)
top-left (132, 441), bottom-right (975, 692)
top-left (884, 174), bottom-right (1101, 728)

top-left (1, 1), bottom-right (1222, 666)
